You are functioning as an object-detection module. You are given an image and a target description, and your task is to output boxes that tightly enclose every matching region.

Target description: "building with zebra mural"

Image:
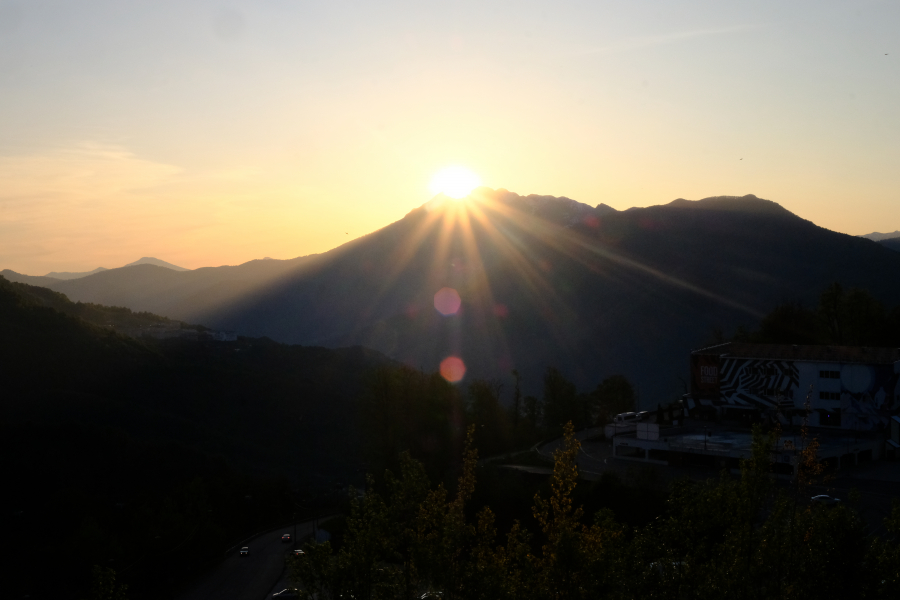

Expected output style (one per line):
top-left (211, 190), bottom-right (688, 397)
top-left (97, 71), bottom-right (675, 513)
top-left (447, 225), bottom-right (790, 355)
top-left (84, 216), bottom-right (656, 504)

top-left (689, 343), bottom-right (900, 432)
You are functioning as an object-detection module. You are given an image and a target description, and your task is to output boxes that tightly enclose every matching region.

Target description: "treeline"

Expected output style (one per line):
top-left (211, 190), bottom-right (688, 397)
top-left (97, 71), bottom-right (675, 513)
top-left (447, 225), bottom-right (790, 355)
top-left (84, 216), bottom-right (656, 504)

top-left (358, 366), bottom-right (638, 482)
top-left (731, 282), bottom-right (900, 346)
top-left (292, 423), bottom-right (900, 600)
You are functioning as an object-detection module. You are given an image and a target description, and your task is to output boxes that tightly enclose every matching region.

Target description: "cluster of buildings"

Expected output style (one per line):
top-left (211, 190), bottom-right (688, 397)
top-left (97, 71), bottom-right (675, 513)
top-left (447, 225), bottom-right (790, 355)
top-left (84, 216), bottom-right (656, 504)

top-left (612, 343), bottom-right (900, 476)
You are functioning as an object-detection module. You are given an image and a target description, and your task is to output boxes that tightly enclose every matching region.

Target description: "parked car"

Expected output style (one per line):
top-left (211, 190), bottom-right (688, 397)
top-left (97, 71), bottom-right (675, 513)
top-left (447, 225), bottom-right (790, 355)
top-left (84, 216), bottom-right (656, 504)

top-left (613, 412), bottom-right (641, 425)
top-left (281, 533), bottom-right (292, 543)
top-left (239, 546), bottom-right (249, 556)
top-left (292, 548), bottom-right (305, 557)
top-left (811, 495), bottom-right (841, 507)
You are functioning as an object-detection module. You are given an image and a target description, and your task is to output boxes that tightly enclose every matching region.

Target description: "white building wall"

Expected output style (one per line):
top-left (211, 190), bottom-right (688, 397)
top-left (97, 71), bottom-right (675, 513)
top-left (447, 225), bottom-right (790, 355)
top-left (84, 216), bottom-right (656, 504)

top-left (797, 362), bottom-right (843, 426)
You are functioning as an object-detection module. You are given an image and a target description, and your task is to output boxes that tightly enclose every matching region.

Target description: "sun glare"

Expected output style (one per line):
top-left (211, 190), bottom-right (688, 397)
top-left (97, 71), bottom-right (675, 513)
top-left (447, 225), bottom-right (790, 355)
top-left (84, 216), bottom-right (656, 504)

top-left (428, 166), bottom-right (481, 199)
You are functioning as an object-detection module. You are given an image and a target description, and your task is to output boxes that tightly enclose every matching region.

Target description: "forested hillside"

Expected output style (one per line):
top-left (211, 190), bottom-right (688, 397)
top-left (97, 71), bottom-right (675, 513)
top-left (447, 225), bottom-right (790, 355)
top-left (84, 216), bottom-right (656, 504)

top-left (0, 275), bottom-right (391, 598)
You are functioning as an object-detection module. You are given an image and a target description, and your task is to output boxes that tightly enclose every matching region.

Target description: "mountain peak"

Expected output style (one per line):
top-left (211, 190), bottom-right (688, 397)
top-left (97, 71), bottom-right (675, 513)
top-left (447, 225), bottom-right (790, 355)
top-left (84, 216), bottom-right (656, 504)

top-left (664, 194), bottom-right (791, 216)
top-left (123, 257), bottom-right (189, 271)
top-left (420, 187), bottom-right (601, 229)
top-left (596, 203), bottom-right (618, 216)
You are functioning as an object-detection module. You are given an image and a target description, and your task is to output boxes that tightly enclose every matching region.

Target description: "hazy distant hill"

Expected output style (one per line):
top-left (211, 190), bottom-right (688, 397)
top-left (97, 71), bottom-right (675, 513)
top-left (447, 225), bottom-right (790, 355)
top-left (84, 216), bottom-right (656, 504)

top-left (44, 266), bottom-right (108, 280)
top-left (39, 256), bottom-right (187, 280)
top-left (860, 230), bottom-right (900, 241)
top-left (3, 256), bottom-right (190, 284)
top-left (1, 270), bottom-right (63, 287)
top-left (2, 254), bottom-right (314, 317)
top-left (7, 190), bottom-right (900, 403)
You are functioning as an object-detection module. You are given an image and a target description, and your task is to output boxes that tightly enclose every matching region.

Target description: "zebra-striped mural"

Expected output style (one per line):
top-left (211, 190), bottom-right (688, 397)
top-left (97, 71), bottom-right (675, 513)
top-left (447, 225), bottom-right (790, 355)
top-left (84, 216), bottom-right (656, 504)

top-left (690, 345), bottom-right (900, 431)
top-left (718, 358), bottom-right (799, 409)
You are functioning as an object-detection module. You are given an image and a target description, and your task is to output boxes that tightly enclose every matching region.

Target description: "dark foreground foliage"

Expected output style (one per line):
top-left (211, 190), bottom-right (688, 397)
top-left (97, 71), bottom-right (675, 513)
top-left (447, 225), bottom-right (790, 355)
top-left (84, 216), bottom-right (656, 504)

top-left (0, 275), bottom-right (389, 598)
top-left (292, 423), bottom-right (900, 600)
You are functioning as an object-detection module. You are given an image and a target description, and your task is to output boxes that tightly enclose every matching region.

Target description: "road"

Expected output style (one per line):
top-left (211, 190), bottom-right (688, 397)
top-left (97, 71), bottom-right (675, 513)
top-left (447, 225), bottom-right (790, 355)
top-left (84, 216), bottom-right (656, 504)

top-left (176, 519), bottom-right (319, 600)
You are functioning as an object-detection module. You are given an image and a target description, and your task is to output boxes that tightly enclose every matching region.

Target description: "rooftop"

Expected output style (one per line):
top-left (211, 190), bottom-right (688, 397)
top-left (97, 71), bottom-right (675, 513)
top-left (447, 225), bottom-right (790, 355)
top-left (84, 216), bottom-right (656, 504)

top-left (692, 343), bottom-right (900, 365)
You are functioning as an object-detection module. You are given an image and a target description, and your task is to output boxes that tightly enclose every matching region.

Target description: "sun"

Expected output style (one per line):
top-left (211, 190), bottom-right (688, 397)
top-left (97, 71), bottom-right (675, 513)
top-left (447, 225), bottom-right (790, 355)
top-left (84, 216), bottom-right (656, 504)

top-left (428, 166), bottom-right (482, 199)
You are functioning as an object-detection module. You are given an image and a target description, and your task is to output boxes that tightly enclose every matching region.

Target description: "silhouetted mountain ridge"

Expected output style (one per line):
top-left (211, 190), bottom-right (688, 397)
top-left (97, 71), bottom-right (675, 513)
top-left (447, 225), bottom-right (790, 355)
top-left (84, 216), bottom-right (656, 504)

top-left (202, 190), bottom-right (900, 401)
top-left (6, 190), bottom-right (900, 402)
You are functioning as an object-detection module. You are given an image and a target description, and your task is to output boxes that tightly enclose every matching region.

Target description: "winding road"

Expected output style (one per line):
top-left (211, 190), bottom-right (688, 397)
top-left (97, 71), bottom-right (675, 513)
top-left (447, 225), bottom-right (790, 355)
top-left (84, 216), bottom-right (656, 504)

top-left (176, 519), bottom-right (319, 600)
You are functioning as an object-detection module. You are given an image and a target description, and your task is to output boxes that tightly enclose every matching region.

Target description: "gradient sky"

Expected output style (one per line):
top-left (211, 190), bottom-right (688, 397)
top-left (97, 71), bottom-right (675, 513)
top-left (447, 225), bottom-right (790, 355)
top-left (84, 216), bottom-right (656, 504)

top-left (1, 0), bottom-right (898, 275)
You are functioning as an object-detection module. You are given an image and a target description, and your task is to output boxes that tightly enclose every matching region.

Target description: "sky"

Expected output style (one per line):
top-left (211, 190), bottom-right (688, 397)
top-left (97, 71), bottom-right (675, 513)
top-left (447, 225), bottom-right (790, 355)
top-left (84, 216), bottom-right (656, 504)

top-left (1, 0), bottom-right (898, 275)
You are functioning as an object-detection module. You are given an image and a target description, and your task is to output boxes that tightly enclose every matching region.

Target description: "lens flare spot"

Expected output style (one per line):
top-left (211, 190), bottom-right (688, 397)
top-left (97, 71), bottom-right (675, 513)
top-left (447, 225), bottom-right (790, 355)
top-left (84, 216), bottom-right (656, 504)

top-left (434, 287), bottom-right (461, 316)
top-left (440, 356), bottom-right (467, 382)
top-left (493, 304), bottom-right (509, 318)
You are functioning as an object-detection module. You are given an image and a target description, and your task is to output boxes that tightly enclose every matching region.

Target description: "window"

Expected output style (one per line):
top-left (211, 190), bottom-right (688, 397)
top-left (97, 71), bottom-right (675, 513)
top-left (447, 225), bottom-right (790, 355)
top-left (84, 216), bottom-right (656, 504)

top-left (819, 391), bottom-right (840, 400)
top-left (819, 370), bottom-right (840, 379)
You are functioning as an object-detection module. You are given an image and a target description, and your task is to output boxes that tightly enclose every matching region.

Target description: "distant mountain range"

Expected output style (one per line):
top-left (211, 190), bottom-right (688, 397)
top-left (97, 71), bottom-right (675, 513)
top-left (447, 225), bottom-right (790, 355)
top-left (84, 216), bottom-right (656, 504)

top-left (859, 230), bottom-right (900, 241)
top-left (3, 255), bottom-right (310, 319)
top-left (5, 190), bottom-right (900, 403)
top-left (44, 266), bottom-right (109, 280)
top-left (39, 256), bottom-right (189, 281)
